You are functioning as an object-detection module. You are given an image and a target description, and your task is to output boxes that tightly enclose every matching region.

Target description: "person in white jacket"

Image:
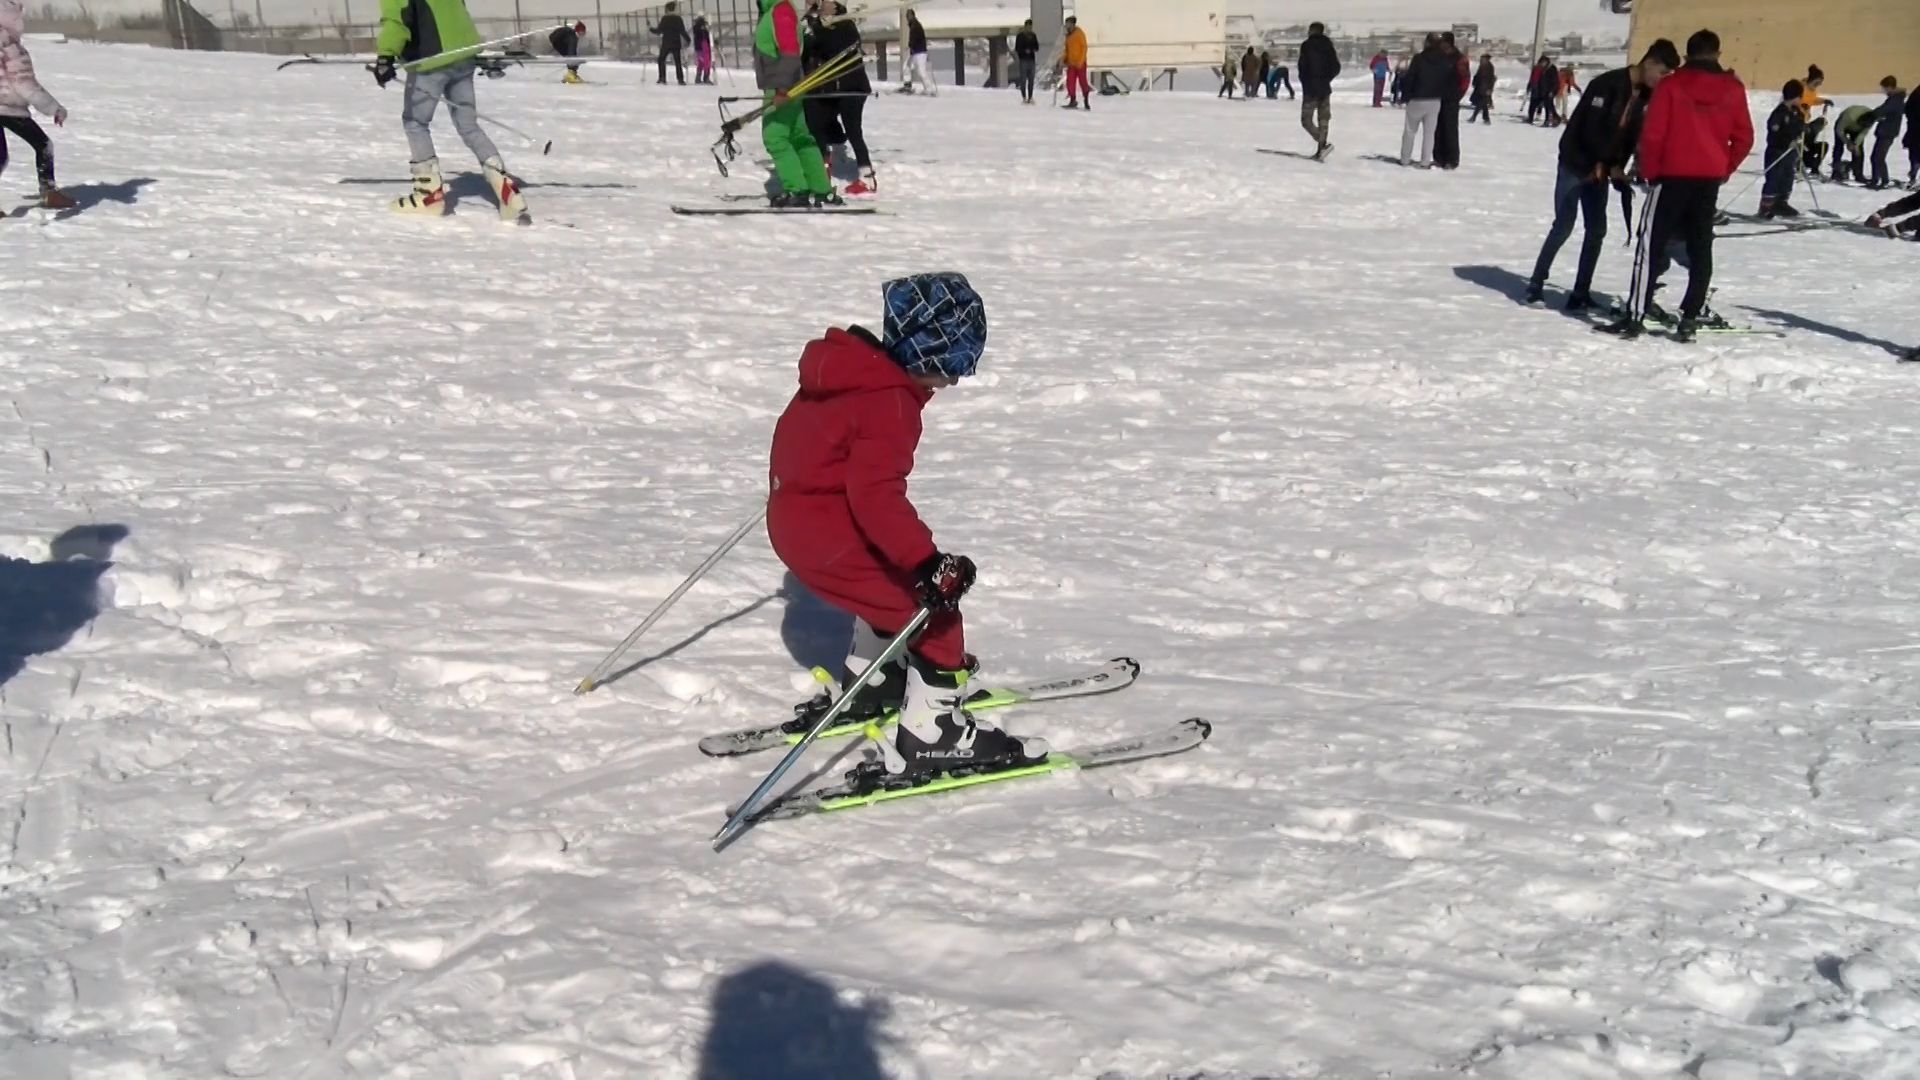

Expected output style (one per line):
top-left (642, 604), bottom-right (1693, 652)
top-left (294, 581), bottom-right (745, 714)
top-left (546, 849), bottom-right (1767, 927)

top-left (0, 0), bottom-right (72, 209)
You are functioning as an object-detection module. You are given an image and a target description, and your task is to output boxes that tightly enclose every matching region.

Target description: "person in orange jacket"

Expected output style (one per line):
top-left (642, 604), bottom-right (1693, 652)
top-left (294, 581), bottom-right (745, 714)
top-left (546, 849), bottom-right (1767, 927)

top-left (1061, 16), bottom-right (1090, 110)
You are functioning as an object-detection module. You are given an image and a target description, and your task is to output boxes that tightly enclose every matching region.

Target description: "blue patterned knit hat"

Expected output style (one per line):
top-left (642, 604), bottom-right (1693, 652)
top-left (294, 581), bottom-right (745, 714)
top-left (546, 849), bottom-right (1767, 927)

top-left (881, 273), bottom-right (987, 379)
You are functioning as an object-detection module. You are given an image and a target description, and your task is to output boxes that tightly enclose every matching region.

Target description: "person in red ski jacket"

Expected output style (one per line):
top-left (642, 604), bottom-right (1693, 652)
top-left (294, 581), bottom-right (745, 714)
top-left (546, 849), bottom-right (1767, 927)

top-left (1599, 29), bottom-right (1753, 342)
top-left (768, 273), bottom-right (1047, 781)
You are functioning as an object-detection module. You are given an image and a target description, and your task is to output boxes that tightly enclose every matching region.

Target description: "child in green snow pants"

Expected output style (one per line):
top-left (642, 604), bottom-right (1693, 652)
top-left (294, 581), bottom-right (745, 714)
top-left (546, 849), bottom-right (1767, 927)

top-left (762, 97), bottom-right (830, 196)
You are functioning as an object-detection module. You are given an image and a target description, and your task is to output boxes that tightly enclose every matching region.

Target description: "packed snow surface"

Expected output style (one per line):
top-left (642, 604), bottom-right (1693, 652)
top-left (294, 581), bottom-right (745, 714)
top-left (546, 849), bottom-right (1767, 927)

top-left (6, 43), bottom-right (1920, 1080)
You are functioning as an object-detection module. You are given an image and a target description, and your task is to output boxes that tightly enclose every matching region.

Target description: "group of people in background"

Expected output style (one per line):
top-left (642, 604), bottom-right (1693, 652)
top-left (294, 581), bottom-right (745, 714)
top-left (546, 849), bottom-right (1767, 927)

top-left (1525, 56), bottom-right (1581, 126)
top-left (1762, 64), bottom-right (1920, 224)
top-left (548, 7), bottom-right (713, 87)
top-left (1221, 48), bottom-right (1297, 102)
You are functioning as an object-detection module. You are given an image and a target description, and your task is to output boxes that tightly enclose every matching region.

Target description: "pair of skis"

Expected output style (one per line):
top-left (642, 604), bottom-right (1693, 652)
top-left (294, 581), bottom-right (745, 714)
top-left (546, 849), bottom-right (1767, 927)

top-left (699, 657), bottom-right (1211, 824)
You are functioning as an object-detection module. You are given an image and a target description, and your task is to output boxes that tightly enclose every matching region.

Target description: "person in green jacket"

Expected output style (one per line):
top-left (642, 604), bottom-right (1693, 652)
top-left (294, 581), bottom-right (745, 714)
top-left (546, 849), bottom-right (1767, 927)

top-left (755, 0), bottom-right (834, 208)
top-left (1830, 103), bottom-right (1874, 184)
top-left (373, 0), bottom-right (529, 223)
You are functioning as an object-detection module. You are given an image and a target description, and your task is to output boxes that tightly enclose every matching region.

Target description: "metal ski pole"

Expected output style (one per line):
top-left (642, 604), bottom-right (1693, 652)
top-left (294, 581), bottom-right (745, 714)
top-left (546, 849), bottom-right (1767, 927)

top-left (402, 27), bottom-right (568, 71)
top-left (1720, 142), bottom-right (1802, 214)
top-left (712, 607), bottom-right (932, 850)
top-left (575, 502), bottom-right (768, 694)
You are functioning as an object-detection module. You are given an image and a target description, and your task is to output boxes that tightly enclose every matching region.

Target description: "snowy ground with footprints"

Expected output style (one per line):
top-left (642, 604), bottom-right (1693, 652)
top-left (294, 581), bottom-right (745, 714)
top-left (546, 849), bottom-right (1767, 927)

top-left (7, 40), bottom-right (1920, 1080)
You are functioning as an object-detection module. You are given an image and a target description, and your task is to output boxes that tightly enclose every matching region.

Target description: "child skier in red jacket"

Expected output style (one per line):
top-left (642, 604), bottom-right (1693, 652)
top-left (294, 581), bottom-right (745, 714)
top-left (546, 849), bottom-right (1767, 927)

top-left (767, 273), bottom-right (1046, 780)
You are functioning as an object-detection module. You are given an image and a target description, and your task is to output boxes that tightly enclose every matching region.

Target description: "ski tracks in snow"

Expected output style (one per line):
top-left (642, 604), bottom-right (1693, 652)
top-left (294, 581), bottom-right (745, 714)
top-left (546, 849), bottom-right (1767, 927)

top-left (5, 44), bottom-right (1920, 1079)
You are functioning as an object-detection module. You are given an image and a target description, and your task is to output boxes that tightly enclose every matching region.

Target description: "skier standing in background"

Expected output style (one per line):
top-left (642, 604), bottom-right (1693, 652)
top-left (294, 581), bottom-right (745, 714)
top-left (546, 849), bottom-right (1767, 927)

top-left (1552, 65), bottom-right (1578, 127)
top-left (755, 0), bottom-right (833, 208)
top-left (374, 0), bottom-right (528, 223)
top-left (1524, 39), bottom-right (1678, 310)
top-left (1240, 46), bottom-right (1260, 102)
top-left (1469, 54), bottom-right (1496, 124)
top-left (1296, 21), bottom-right (1340, 160)
top-left (903, 9), bottom-right (935, 96)
top-left (0, 0), bottom-right (73, 210)
top-left (693, 15), bottom-right (713, 85)
top-left (1759, 80), bottom-right (1806, 219)
top-left (1799, 64), bottom-right (1832, 174)
top-left (1599, 30), bottom-right (1752, 342)
top-left (804, 1), bottom-right (876, 196)
top-left (767, 273), bottom-right (1048, 779)
top-left (1061, 16), bottom-right (1090, 110)
top-left (1258, 51), bottom-right (1273, 100)
top-left (652, 1), bottom-right (688, 85)
top-left (1370, 49), bottom-right (1390, 107)
top-left (1867, 77), bottom-right (1905, 190)
top-left (549, 20), bottom-right (585, 85)
top-left (1217, 52), bottom-right (1236, 100)
top-left (1014, 19), bottom-right (1039, 105)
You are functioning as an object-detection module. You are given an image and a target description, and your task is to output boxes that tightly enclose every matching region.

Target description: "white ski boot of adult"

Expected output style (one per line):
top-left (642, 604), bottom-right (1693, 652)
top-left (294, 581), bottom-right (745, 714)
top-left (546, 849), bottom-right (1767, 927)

top-left (483, 156), bottom-right (531, 225)
top-left (886, 655), bottom-right (1048, 779)
top-left (391, 157), bottom-right (449, 216)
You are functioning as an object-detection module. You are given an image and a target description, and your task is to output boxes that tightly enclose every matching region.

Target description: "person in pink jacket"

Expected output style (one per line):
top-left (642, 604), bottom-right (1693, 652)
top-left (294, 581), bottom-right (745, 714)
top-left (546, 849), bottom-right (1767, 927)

top-left (0, 0), bottom-right (72, 209)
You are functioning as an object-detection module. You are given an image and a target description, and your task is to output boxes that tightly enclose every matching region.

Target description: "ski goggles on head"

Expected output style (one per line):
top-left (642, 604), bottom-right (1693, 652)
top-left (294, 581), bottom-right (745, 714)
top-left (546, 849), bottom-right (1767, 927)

top-left (881, 272), bottom-right (988, 380)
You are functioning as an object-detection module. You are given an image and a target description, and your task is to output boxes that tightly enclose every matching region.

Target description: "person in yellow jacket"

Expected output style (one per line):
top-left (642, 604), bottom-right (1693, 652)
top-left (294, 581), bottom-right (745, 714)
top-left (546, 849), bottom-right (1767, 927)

top-left (374, 0), bottom-right (529, 223)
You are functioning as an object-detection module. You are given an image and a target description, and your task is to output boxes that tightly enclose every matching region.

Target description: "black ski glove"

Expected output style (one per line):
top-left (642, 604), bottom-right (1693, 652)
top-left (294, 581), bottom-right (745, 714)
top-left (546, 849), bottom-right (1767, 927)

top-left (912, 552), bottom-right (976, 613)
top-left (373, 56), bottom-right (397, 88)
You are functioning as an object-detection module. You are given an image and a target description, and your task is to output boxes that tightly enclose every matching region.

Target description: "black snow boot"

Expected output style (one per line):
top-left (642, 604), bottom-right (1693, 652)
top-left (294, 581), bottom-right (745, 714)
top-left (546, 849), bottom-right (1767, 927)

top-left (1595, 316), bottom-right (1646, 340)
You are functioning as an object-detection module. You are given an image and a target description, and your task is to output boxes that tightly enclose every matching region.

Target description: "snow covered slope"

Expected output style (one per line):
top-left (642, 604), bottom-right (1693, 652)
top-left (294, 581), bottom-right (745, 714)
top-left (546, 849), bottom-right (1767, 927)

top-left (6, 43), bottom-right (1920, 1080)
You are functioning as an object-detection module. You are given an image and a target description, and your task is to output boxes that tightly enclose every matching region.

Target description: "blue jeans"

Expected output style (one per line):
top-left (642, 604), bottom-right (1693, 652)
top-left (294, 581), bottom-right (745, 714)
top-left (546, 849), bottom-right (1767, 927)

top-left (1529, 166), bottom-right (1610, 297)
top-left (403, 62), bottom-right (501, 166)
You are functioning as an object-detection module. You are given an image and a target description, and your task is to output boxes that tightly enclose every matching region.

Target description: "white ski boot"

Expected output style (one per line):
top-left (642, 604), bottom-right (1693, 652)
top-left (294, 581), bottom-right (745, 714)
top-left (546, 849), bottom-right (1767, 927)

top-left (884, 654), bottom-right (1047, 778)
top-left (790, 619), bottom-right (907, 730)
top-left (483, 156), bottom-right (531, 225)
top-left (391, 157), bottom-right (449, 216)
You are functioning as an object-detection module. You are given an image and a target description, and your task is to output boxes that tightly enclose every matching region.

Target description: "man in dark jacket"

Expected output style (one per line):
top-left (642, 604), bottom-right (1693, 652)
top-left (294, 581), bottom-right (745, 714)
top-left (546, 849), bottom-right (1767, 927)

top-left (1431, 33), bottom-right (1467, 169)
top-left (1400, 34), bottom-right (1451, 166)
top-left (652, 1), bottom-right (688, 85)
top-left (1296, 22), bottom-right (1341, 159)
top-left (1868, 77), bottom-right (1906, 189)
top-left (1014, 19), bottom-right (1039, 104)
top-left (1240, 46), bottom-right (1260, 101)
top-left (1904, 84), bottom-right (1920, 185)
top-left (1525, 40), bottom-right (1679, 310)
top-left (1600, 30), bottom-right (1754, 342)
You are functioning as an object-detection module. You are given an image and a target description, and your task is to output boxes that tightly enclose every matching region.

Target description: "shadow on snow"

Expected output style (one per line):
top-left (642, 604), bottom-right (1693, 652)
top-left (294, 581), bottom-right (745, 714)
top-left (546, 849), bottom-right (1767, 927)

top-left (697, 960), bottom-right (891, 1080)
top-left (1, 524), bottom-right (128, 686)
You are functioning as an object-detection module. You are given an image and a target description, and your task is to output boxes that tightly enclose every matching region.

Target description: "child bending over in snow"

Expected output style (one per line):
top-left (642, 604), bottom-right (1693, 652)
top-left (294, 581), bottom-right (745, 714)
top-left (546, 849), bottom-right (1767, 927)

top-left (0, 0), bottom-right (74, 210)
top-left (767, 273), bottom-right (1048, 783)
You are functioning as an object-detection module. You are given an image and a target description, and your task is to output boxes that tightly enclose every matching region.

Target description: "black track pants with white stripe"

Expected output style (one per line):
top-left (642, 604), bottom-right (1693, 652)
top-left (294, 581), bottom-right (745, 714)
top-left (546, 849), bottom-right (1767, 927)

top-left (1626, 178), bottom-right (1721, 322)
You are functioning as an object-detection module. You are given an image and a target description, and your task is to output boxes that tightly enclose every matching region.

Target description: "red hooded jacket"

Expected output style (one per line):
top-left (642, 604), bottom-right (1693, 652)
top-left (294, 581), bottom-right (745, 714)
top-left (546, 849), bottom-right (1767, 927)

top-left (1636, 61), bottom-right (1753, 182)
top-left (768, 327), bottom-right (938, 577)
